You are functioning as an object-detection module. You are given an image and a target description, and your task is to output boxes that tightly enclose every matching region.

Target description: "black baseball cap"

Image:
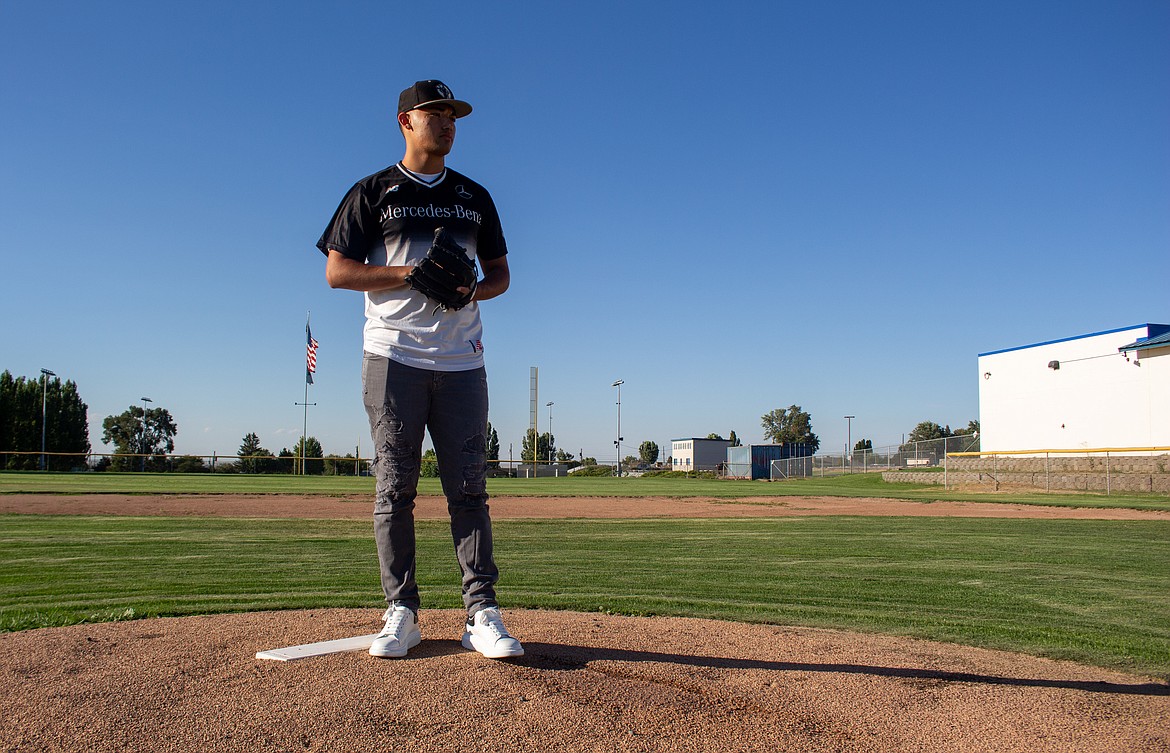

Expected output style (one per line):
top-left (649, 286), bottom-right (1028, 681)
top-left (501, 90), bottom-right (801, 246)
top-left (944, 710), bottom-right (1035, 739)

top-left (397, 80), bottom-right (472, 118)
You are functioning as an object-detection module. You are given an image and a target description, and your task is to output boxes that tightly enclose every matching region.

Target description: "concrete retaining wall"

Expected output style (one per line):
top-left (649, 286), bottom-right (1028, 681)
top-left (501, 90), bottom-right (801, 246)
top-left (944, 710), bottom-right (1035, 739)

top-left (883, 454), bottom-right (1170, 493)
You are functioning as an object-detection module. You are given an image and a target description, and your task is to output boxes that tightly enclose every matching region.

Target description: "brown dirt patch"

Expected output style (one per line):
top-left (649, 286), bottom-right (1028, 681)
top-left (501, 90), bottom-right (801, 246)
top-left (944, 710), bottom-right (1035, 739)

top-left (3, 493), bottom-right (1169, 520)
top-left (2, 493), bottom-right (1168, 752)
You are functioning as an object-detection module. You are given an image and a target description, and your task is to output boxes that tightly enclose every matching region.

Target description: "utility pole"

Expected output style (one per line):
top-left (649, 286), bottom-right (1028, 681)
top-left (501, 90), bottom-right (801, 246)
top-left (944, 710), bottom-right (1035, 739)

top-left (140, 397), bottom-right (152, 472)
top-left (612, 380), bottom-right (624, 477)
top-left (844, 415), bottom-right (855, 473)
top-left (40, 369), bottom-right (55, 471)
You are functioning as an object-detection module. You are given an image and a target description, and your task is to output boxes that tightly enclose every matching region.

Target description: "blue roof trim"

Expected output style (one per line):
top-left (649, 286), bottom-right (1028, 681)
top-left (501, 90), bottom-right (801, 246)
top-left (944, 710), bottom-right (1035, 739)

top-left (1119, 329), bottom-right (1170, 352)
top-left (978, 324), bottom-right (1168, 357)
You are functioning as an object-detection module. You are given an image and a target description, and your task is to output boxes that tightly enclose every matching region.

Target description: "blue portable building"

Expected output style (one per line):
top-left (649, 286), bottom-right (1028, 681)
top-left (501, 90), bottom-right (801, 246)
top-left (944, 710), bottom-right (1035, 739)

top-left (726, 443), bottom-right (813, 480)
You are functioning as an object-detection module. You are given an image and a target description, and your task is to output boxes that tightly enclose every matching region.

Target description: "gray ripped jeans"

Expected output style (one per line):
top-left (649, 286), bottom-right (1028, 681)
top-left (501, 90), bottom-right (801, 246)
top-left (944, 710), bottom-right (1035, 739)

top-left (362, 353), bottom-right (498, 616)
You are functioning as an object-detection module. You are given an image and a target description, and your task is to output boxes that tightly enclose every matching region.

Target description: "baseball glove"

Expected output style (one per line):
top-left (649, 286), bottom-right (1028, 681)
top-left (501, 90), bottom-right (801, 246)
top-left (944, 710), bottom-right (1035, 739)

top-left (405, 227), bottom-right (478, 312)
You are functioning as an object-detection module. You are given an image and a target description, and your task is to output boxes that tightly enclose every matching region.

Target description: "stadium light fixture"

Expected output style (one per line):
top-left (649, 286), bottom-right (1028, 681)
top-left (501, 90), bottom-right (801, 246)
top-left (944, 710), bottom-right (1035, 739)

top-left (140, 397), bottom-right (153, 472)
top-left (40, 369), bottom-right (55, 471)
top-left (612, 380), bottom-right (624, 477)
top-left (844, 415), bottom-right (855, 472)
top-left (546, 401), bottom-right (554, 466)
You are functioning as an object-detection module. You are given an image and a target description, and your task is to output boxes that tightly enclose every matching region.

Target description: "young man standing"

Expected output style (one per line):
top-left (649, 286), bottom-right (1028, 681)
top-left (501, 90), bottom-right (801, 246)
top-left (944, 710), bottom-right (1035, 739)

top-left (316, 80), bottom-right (522, 659)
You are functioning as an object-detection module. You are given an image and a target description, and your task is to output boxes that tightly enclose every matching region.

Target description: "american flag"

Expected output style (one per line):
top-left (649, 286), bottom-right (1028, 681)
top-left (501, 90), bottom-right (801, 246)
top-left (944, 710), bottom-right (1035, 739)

top-left (306, 322), bottom-right (319, 385)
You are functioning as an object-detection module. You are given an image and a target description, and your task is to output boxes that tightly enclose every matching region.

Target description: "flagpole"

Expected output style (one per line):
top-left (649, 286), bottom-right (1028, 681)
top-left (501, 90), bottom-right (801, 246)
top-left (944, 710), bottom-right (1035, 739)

top-left (301, 379), bottom-right (309, 475)
top-left (297, 311), bottom-right (318, 475)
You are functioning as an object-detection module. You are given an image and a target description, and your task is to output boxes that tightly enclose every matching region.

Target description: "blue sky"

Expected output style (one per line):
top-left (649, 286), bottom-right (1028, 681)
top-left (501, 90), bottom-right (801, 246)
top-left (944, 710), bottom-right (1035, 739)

top-left (3, 1), bottom-right (1167, 463)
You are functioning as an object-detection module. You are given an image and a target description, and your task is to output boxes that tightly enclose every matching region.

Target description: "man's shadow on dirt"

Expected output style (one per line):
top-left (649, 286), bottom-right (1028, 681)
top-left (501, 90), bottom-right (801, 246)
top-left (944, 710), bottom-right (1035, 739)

top-left (489, 642), bottom-right (1170, 697)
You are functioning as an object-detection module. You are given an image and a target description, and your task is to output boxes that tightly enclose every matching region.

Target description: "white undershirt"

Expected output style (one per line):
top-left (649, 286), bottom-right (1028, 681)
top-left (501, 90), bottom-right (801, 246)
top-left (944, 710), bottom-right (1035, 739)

top-left (402, 167), bottom-right (443, 185)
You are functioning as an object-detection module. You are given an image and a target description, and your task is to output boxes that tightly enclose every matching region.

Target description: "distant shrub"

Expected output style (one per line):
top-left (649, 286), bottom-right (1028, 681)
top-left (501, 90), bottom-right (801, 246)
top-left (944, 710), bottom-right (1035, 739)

top-left (641, 470), bottom-right (718, 479)
top-left (570, 464), bottom-right (616, 477)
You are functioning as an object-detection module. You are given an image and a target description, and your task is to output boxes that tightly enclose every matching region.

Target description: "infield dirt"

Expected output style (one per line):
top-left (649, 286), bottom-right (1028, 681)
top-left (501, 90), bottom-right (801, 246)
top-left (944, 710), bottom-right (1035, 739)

top-left (1, 493), bottom-right (1167, 752)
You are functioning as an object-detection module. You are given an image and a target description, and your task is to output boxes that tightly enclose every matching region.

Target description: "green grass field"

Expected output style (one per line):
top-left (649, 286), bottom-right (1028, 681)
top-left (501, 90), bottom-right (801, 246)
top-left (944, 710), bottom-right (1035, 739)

top-left (2, 470), bottom-right (1168, 510)
top-left (1, 472), bottom-right (1168, 678)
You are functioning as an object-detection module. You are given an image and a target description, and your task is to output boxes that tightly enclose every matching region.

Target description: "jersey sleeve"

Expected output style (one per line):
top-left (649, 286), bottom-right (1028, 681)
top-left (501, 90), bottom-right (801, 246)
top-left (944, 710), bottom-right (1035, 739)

top-left (316, 182), bottom-right (374, 261)
top-left (476, 192), bottom-right (508, 261)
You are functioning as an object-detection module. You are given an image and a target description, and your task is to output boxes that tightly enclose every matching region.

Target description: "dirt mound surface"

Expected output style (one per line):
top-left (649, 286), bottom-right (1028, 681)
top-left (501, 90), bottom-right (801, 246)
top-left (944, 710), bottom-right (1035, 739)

top-left (2, 608), bottom-right (1167, 753)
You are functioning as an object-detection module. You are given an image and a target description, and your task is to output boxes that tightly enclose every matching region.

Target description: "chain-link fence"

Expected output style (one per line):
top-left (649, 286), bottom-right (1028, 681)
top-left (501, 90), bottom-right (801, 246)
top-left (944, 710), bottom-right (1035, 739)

top-left (0, 451), bottom-right (369, 475)
top-left (0, 451), bottom-right (625, 478)
top-left (933, 448), bottom-right (1170, 494)
top-left (767, 434), bottom-right (982, 479)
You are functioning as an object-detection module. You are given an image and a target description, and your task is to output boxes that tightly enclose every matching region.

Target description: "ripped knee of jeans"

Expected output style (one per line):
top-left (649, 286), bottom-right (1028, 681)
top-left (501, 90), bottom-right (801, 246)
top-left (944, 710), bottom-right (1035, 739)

top-left (459, 432), bottom-right (488, 500)
top-left (373, 414), bottom-right (418, 503)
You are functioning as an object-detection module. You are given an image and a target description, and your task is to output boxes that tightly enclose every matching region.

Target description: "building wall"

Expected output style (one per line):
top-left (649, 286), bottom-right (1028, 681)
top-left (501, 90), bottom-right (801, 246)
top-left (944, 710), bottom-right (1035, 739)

top-left (672, 438), bottom-right (732, 471)
top-left (978, 325), bottom-right (1170, 454)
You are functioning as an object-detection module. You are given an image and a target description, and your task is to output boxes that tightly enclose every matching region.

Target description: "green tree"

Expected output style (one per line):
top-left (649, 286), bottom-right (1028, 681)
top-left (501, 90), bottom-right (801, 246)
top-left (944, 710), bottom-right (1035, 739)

top-left (0, 371), bottom-right (90, 470)
top-left (0, 371), bottom-right (39, 469)
top-left (172, 455), bottom-right (208, 473)
top-left (728, 430), bottom-right (742, 448)
top-left (950, 420), bottom-right (980, 451)
top-left (101, 404), bottom-right (177, 471)
top-left (485, 421), bottom-right (500, 461)
top-left (760, 405), bottom-right (820, 452)
top-left (290, 436), bottom-right (324, 475)
top-left (520, 429), bottom-right (555, 463)
top-left (852, 438), bottom-right (873, 463)
top-left (420, 448), bottom-right (439, 478)
top-left (323, 453), bottom-right (359, 476)
top-left (237, 432), bottom-right (272, 474)
top-left (275, 448), bottom-right (296, 474)
top-left (955, 420), bottom-right (980, 436)
top-left (906, 421), bottom-right (948, 444)
top-left (706, 433), bottom-right (724, 440)
top-left (639, 440), bottom-right (659, 465)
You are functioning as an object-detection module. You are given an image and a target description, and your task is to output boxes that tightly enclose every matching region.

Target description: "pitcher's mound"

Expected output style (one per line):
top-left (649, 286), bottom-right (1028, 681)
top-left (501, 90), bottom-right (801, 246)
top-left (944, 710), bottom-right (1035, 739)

top-left (2, 608), bottom-right (1166, 752)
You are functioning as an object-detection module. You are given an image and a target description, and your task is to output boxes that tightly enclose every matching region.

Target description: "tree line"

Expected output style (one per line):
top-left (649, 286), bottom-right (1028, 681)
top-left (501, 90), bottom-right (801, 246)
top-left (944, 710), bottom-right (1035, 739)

top-left (757, 404), bottom-right (979, 458)
top-left (0, 371), bottom-right (90, 470)
top-left (2, 370), bottom-right (978, 474)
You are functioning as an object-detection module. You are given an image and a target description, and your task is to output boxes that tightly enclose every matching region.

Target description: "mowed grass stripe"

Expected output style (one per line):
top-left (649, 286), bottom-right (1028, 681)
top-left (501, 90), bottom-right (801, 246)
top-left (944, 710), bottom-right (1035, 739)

top-left (0, 515), bottom-right (1166, 677)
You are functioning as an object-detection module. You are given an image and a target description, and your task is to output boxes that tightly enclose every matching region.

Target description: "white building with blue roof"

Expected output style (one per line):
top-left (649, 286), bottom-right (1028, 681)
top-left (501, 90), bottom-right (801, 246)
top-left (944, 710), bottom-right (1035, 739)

top-left (977, 323), bottom-right (1170, 454)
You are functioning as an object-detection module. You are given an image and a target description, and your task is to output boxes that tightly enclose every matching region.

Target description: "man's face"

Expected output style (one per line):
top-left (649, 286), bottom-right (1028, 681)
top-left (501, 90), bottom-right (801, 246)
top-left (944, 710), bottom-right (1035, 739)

top-left (402, 105), bottom-right (457, 157)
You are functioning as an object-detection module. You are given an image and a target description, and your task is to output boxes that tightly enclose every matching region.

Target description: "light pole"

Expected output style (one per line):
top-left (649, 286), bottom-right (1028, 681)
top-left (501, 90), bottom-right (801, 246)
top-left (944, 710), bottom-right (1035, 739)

top-left (612, 380), bottom-right (624, 477)
top-left (40, 369), bottom-right (55, 471)
top-left (546, 401), bottom-right (554, 466)
top-left (140, 397), bottom-right (153, 472)
top-left (844, 415), bottom-right (855, 473)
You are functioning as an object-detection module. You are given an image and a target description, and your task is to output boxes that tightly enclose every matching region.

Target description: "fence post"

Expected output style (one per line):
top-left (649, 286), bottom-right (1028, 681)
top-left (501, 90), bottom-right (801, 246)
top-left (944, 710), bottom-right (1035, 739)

top-left (1106, 451), bottom-right (1111, 496)
top-left (1045, 452), bottom-right (1050, 493)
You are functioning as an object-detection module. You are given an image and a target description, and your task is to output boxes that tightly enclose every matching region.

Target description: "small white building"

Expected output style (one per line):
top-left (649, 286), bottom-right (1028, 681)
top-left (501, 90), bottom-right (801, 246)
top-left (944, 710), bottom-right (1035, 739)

top-left (978, 323), bottom-right (1170, 454)
top-left (671, 438), bottom-right (732, 472)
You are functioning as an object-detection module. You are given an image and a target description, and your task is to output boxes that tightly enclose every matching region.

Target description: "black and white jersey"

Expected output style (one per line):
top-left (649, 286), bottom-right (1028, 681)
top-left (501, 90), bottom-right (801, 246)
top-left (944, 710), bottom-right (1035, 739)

top-left (317, 163), bottom-right (508, 371)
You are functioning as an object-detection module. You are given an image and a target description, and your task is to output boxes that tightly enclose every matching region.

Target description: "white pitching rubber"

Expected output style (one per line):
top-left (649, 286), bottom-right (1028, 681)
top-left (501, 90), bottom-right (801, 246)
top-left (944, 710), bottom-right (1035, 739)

top-left (255, 633), bottom-right (380, 661)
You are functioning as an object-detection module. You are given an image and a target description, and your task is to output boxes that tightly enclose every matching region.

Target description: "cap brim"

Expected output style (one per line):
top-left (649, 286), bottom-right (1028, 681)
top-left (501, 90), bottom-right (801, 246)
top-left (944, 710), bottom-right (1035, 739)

top-left (411, 98), bottom-right (473, 118)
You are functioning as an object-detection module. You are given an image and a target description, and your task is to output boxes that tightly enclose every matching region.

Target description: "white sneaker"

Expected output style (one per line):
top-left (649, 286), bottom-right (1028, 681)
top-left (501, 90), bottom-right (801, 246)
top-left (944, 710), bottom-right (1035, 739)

top-left (369, 605), bottom-right (421, 658)
top-left (461, 606), bottom-right (524, 658)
